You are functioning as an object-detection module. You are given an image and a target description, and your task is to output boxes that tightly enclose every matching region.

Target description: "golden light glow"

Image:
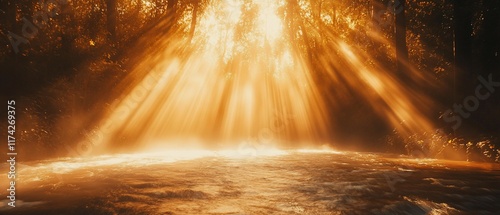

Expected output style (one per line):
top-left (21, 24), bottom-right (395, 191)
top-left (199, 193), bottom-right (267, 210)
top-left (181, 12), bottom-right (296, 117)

top-left (139, 0), bottom-right (155, 14)
top-left (89, 0), bottom-right (331, 153)
top-left (85, 0), bottom-right (437, 154)
top-left (255, 1), bottom-right (284, 44)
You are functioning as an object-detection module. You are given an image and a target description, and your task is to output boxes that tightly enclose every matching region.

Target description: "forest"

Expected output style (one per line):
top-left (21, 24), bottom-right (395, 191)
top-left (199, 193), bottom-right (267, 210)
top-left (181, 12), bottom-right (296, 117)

top-left (0, 0), bottom-right (499, 162)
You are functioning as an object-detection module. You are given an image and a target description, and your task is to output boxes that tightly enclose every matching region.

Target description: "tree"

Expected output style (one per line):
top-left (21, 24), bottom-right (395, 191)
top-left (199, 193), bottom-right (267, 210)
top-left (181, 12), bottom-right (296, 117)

top-left (106, 0), bottom-right (117, 41)
top-left (371, 0), bottom-right (385, 32)
top-left (394, 0), bottom-right (409, 77)
top-left (452, 0), bottom-right (474, 96)
top-left (480, 0), bottom-right (500, 76)
top-left (477, 0), bottom-right (500, 134)
top-left (167, 0), bottom-right (178, 20)
top-left (286, 0), bottom-right (313, 62)
top-left (188, 0), bottom-right (199, 42)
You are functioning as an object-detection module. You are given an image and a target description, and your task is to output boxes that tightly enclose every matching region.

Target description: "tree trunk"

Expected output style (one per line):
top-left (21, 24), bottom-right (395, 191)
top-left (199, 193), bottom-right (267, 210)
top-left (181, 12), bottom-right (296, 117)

top-left (480, 0), bottom-right (500, 75)
top-left (395, 0), bottom-right (409, 77)
top-left (371, 0), bottom-right (385, 32)
top-left (478, 0), bottom-right (500, 134)
top-left (287, 0), bottom-right (313, 60)
top-left (452, 0), bottom-right (474, 96)
top-left (189, 1), bottom-right (199, 43)
top-left (166, 0), bottom-right (178, 33)
top-left (167, 0), bottom-right (178, 20)
top-left (370, 0), bottom-right (385, 61)
top-left (106, 0), bottom-right (117, 41)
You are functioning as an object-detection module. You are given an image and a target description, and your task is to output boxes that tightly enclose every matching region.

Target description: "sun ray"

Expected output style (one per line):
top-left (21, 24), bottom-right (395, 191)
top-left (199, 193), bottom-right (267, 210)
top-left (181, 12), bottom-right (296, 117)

top-left (89, 0), bottom-right (332, 153)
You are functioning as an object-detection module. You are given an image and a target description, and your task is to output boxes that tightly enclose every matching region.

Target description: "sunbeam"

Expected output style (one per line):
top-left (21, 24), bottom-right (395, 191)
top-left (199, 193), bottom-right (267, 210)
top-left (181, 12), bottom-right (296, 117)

top-left (86, 0), bottom-right (437, 155)
top-left (91, 0), bottom-right (333, 153)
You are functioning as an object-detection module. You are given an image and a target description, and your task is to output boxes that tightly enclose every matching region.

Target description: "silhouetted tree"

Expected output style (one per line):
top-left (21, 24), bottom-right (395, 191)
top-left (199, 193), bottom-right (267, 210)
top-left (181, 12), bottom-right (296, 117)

top-left (395, 0), bottom-right (409, 76)
top-left (188, 0), bottom-right (199, 42)
top-left (286, 0), bottom-right (313, 62)
top-left (371, 0), bottom-right (385, 31)
top-left (452, 0), bottom-right (474, 96)
top-left (106, 0), bottom-right (117, 41)
top-left (480, 0), bottom-right (500, 75)
top-left (477, 0), bottom-right (500, 134)
top-left (168, 0), bottom-right (178, 19)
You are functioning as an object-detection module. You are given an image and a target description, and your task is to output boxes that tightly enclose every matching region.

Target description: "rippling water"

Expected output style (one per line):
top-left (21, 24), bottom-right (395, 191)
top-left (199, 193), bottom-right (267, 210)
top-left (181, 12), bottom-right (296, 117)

top-left (2, 150), bottom-right (499, 214)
